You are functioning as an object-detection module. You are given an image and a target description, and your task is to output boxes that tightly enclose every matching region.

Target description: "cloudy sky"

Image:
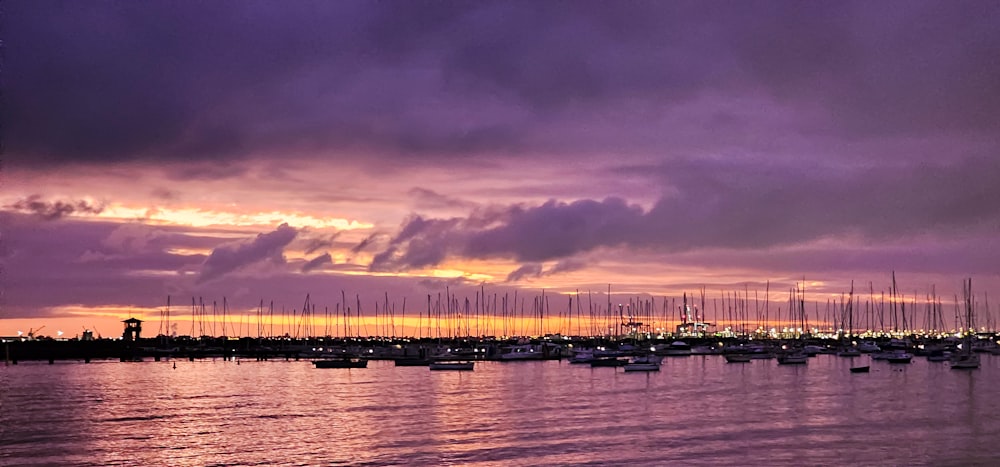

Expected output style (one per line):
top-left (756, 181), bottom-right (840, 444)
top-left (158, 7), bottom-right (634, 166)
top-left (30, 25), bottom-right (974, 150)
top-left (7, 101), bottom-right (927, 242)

top-left (4, 1), bottom-right (999, 337)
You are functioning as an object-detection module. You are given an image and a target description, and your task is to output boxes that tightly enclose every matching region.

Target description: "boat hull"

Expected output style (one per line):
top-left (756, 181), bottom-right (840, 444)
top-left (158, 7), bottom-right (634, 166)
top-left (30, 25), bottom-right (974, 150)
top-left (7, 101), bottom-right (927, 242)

top-left (777, 354), bottom-right (808, 365)
top-left (590, 358), bottom-right (628, 367)
top-left (623, 363), bottom-right (660, 372)
top-left (429, 362), bottom-right (474, 371)
top-left (393, 358), bottom-right (432, 366)
top-left (724, 354), bottom-right (752, 363)
top-left (950, 354), bottom-right (980, 369)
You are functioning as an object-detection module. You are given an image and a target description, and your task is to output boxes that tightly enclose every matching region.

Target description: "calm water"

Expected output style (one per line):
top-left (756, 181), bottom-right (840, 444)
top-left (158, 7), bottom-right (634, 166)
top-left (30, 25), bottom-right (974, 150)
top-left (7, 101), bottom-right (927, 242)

top-left (2, 354), bottom-right (998, 466)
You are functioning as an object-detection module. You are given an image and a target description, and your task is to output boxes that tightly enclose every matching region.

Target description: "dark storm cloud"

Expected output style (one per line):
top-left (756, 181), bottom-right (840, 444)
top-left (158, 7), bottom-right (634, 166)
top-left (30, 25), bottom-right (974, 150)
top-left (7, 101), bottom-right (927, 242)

top-left (506, 263), bottom-right (543, 282)
top-left (504, 259), bottom-right (586, 282)
top-left (0, 213), bottom-right (208, 317)
top-left (7, 1), bottom-right (998, 167)
top-left (198, 223), bottom-right (298, 283)
top-left (301, 253), bottom-right (333, 273)
top-left (547, 259), bottom-right (587, 275)
top-left (373, 156), bottom-right (1000, 270)
top-left (351, 233), bottom-right (380, 253)
top-left (7, 195), bottom-right (105, 220)
top-left (302, 233), bottom-right (341, 255)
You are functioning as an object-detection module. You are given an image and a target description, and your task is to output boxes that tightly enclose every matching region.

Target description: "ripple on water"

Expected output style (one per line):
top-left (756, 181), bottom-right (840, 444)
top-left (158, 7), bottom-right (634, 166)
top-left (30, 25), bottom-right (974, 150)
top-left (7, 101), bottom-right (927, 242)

top-left (3, 356), bottom-right (1000, 466)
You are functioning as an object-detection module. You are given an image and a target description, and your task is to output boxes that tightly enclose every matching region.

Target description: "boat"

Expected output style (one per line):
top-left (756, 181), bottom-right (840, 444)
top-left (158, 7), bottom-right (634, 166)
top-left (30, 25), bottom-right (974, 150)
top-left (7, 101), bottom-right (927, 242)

top-left (950, 353), bottom-right (980, 369)
top-left (498, 342), bottom-right (562, 361)
top-left (313, 358), bottom-right (367, 369)
top-left (429, 361), bottom-right (474, 371)
top-left (393, 357), bottom-right (432, 366)
top-left (925, 349), bottom-right (952, 362)
top-left (748, 348), bottom-right (775, 359)
top-left (724, 353), bottom-right (752, 363)
top-left (836, 347), bottom-right (861, 358)
top-left (857, 341), bottom-right (881, 353)
top-left (849, 365), bottom-right (870, 373)
top-left (590, 357), bottom-right (629, 367)
top-left (568, 350), bottom-right (596, 364)
top-left (659, 341), bottom-right (692, 356)
top-left (776, 350), bottom-right (809, 365)
top-left (885, 350), bottom-right (913, 364)
top-left (623, 355), bottom-right (661, 372)
top-left (802, 345), bottom-right (826, 356)
top-left (951, 279), bottom-right (980, 370)
top-left (690, 345), bottom-right (720, 355)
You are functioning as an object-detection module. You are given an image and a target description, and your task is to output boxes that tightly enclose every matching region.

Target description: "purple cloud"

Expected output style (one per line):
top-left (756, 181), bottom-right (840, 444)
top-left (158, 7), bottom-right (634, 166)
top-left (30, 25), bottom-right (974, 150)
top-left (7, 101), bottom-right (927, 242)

top-left (408, 187), bottom-right (478, 210)
top-left (301, 253), bottom-right (333, 273)
top-left (372, 153), bottom-right (1000, 270)
top-left (198, 223), bottom-right (298, 283)
top-left (506, 263), bottom-right (543, 282)
top-left (7, 195), bottom-right (105, 220)
top-left (547, 259), bottom-right (587, 276)
top-left (351, 233), bottom-right (380, 253)
top-left (303, 232), bottom-right (341, 255)
top-left (7, 2), bottom-right (997, 170)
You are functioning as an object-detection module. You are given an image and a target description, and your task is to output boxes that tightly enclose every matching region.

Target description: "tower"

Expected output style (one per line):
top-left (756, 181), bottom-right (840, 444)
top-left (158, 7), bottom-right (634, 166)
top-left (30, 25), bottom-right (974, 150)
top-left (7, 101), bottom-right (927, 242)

top-left (122, 318), bottom-right (143, 341)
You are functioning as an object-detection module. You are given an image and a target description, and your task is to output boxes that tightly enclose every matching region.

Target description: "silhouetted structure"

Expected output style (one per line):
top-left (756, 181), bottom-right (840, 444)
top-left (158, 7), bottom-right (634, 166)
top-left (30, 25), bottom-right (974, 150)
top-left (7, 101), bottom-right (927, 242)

top-left (122, 318), bottom-right (143, 341)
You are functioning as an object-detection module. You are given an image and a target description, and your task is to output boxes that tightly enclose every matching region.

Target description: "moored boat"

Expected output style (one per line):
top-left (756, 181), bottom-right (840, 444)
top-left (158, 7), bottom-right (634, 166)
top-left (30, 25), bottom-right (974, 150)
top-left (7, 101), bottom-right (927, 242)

top-left (429, 361), bottom-right (474, 371)
top-left (660, 341), bottom-right (692, 356)
top-left (393, 357), bottom-right (432, 366)
top-left (849, 365), bottom-right (870, 373)
top-left (590, 357), bottom-right (629, 367)
top-left (836, 347), bottom-right (861, 358)
top-left (776, 350), bottom-right (808, 365)
top-left (857, 342), bottom-right (881, 353)
top-left (568, 350), bottom-right (596, 364)
top-left (925, 349), bottom-right (951, 362)
top-left (885, 350), bottom-right (913, 364)
top-left (623, 354), bottom-right (662, 372)
top-left (949, 278), bottom-right (980, 370)
top-left (724, 353), bottom-right (752, 363)
top-left (498, 342), bottom-right (563, 361)
top-left (313, 358), bottom-right (367, 369)
top-left (949, 352), bottom-right (980, 370)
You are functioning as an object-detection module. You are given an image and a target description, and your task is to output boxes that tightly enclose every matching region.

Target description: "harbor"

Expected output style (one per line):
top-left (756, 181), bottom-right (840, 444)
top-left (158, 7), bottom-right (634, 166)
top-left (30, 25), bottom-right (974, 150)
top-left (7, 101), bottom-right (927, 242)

top-left (7, 329), bottom-right (998, 370)
top-left (4, 349), bottom-right (998, 466)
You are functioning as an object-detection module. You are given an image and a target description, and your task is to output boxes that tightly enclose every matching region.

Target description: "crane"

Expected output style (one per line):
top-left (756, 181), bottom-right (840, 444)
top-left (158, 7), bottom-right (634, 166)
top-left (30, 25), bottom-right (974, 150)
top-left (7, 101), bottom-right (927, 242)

top-left (27, 326), bottom-right (45, 339)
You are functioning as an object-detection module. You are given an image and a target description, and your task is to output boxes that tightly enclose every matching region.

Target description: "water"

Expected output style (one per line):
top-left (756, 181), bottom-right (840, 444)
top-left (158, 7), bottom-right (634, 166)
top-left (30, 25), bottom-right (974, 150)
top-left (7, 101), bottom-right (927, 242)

top-left (3, 355), bottom-right (998, 466)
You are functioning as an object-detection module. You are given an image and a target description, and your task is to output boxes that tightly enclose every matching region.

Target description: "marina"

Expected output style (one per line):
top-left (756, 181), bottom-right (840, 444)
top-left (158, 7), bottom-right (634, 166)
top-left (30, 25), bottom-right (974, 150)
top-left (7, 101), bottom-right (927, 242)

top-left (6, 1), bottom-right (998, 465)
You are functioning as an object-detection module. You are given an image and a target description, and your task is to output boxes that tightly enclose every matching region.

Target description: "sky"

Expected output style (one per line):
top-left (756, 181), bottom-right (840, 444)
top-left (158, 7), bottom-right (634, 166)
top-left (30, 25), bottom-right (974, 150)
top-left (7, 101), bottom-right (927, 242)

top-left (3, 1), bottom-right (1000, 338)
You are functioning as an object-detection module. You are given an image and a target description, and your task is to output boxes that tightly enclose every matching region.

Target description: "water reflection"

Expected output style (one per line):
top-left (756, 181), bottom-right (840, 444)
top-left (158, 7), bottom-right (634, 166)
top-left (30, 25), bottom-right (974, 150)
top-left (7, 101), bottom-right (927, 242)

top-left (2, 355), bottom-right (999, 466)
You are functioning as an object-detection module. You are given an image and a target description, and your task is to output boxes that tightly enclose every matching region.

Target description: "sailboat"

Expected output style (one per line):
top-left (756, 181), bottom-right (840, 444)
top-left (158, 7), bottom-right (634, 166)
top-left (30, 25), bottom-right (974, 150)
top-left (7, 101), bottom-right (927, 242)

top-left (623, 354), bottom-right (662, 371)
top-left (838, 282), bottom-right (867, 368)
top-left (950, 278), bottom-right (980, 370)
top-left (776, 348), bottom-right (809, 365)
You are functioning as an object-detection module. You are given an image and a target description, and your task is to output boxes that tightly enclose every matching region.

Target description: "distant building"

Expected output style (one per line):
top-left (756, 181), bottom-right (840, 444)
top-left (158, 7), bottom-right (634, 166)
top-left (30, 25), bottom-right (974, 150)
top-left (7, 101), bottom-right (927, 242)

top-left (676, 293), bottom-right (712, 336)
top-left (676, 321), bottom-right (713, 336)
